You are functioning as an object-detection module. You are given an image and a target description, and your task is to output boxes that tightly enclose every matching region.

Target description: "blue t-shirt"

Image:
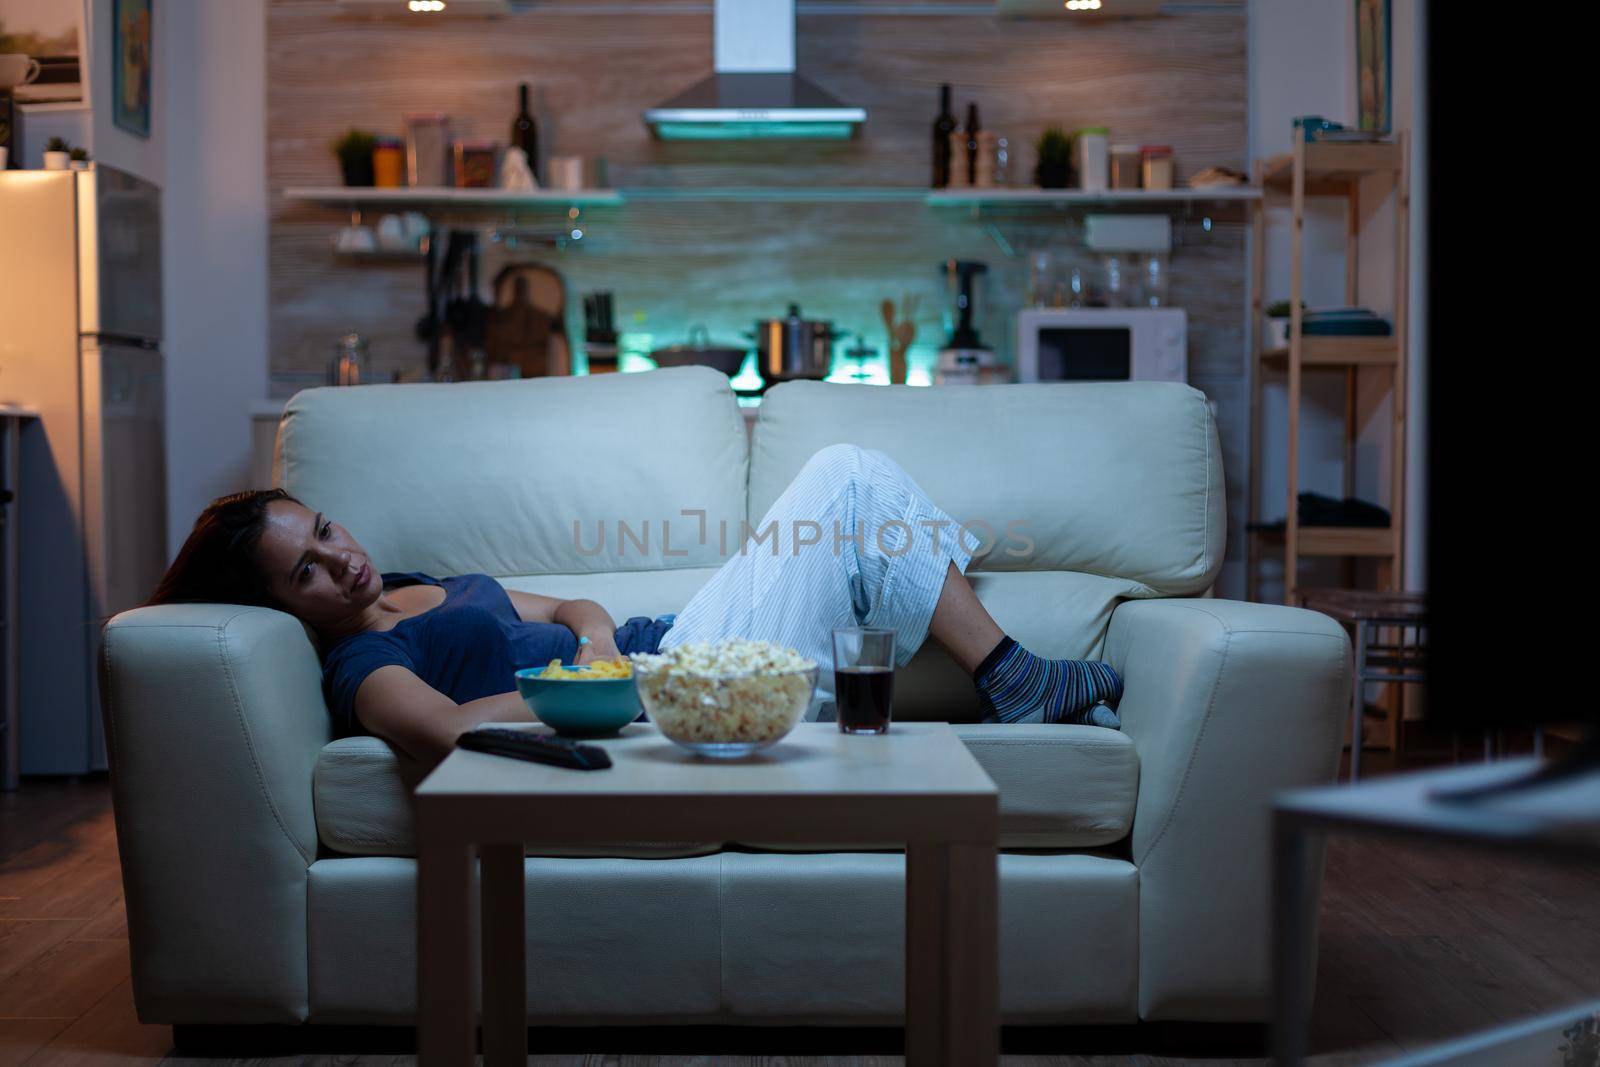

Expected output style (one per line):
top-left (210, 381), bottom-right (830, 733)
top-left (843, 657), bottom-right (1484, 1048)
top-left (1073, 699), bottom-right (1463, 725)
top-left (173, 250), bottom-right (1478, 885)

top-left (320, 571), bottom-right (673, 738)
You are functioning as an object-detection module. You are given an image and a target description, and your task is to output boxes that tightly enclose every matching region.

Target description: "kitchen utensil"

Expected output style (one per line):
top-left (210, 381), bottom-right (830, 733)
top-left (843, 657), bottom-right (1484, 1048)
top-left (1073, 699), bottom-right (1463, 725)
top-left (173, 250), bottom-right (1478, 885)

top-left (650, 325), bottom-right (748, 377)
top-left (839, 340), bottom-right (877, 383)
top-left (893, 320), bottom-right (916, 372)
top-left (486, 262), bottom-right (568, 377)
top-left (749, 304), bottom-right (842, 383)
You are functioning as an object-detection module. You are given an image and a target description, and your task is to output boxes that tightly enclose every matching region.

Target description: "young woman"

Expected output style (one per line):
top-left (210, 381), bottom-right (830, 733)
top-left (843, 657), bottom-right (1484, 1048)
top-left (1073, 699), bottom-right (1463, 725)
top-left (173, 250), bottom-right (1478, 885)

top-left (147, 444), bottom-right (1121, 763)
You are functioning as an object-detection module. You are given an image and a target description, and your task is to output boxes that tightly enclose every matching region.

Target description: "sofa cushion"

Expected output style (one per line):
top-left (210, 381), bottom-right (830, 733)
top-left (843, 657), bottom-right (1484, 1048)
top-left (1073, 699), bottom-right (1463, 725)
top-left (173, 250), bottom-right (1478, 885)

top-left (743, 724), bottom-right (1136, 851)
top-left (893, 569), bottom-right (1144, 722)
top-left (278, 366), bottom-right (748, 579)
top-left (750, 379), bottom-right (1223, 595)
top-left (314, 726), bottom-right (1137, 857)
top-left (312, 737), bottom-right (720, 858)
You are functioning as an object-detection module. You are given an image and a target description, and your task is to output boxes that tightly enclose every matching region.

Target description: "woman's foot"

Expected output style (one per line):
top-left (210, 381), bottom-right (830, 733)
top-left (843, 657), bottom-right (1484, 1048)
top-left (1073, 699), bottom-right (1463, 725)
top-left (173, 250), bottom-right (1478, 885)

top-left (973, 636), bottom-right (1124, 728)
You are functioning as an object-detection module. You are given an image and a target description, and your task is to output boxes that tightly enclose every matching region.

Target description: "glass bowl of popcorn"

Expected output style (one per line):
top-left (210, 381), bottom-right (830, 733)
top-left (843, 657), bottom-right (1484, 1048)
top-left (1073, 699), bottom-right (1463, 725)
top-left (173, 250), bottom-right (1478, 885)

top-left (630, 639), bottom-right (819, 758)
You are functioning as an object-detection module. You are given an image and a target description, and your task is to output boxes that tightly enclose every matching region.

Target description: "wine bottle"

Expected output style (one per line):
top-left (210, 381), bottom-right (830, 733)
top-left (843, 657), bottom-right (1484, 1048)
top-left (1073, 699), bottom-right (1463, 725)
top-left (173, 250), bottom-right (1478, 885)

top-left (931, 84), bottom-right (955, 188)
top-left (964, 102), bottom-right (981, 186)
top-left (511, 82), bottom-right (539, 184)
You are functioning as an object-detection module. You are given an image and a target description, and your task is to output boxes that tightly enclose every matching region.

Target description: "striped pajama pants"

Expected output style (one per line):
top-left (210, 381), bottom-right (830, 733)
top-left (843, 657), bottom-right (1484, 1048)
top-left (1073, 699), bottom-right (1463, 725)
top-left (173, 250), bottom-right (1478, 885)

top-left (657, 444), bottom-right (976, 689)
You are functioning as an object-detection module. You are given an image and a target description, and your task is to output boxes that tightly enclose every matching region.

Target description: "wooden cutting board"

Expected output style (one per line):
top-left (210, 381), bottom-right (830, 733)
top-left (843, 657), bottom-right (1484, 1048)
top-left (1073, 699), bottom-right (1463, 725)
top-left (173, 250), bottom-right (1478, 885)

top-left (485, 263), bottom-right (570, 377)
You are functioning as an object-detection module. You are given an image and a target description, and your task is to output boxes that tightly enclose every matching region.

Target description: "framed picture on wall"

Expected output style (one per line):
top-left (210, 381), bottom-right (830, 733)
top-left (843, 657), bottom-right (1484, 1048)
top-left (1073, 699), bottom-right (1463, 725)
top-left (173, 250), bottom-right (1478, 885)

top-left (1355, 0), bottom-right (1390, 133)
top-left (112, 0), bottom-right (152, 138)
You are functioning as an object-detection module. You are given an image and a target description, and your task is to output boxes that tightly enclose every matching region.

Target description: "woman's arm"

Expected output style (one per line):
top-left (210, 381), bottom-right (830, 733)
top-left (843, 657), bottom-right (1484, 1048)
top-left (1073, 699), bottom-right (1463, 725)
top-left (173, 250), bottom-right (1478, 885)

top-left (553, 599), bottom-right (621, 663)
top-left (354, 664), bottom-right (533, 764)
top-left (504, 591), bottom-right (621, 664)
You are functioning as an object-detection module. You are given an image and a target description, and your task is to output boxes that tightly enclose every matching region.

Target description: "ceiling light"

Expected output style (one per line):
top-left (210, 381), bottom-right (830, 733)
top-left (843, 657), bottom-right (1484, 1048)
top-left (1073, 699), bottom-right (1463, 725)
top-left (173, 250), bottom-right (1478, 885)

top-left (407, 0), bottom-right (447, 10)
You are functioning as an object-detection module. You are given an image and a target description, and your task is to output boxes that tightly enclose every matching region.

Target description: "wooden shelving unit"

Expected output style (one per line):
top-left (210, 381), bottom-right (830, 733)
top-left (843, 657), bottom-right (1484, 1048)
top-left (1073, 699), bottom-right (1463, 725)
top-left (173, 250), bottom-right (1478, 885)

top-left (1247, 129), bottom-right (1410, 605)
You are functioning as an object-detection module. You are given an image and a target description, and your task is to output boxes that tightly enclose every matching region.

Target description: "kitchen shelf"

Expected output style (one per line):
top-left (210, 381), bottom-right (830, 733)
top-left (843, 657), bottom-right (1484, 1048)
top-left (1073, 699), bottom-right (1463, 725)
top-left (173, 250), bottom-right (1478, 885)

top-left (926, 185), bottom-right (1262, 205)
top-left (284, 186), bottom-right (623, 207)
top-left (1261, 140), bottom-right (1403, 196)
top-left (285, 185), bottom-right (1264, 210)
top-left (623, 186), bottom-right (928, 203)
top-left (1260, 336), bottom-right (1398, 368)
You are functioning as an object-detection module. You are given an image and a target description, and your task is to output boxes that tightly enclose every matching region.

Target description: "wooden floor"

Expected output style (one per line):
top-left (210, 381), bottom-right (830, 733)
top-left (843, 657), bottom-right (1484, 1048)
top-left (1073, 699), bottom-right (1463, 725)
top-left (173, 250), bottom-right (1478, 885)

top-left (1, 773), bottom-right (1596, 1067)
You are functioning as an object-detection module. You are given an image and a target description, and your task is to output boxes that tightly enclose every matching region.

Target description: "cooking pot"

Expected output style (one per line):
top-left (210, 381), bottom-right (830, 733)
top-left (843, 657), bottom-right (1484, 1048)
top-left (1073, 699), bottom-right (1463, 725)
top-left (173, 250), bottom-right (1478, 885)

top-left (747, 304), bottom-right (844, 382)
top-left (650, 324), bottom-right (748, 377)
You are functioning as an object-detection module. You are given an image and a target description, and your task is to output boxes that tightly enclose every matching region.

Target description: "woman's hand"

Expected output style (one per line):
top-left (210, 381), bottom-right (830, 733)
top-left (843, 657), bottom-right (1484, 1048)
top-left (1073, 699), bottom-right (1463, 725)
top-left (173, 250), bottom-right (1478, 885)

top-left (575, 634), bottom-right (622, 666)
top-left (552, 599), bottom-right (621, 666)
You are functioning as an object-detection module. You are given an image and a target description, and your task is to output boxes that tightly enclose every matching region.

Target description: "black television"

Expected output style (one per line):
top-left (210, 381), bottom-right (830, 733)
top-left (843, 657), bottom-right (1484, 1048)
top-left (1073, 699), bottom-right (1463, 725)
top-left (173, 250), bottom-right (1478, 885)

top-left (1423, 4), bottom-right (1596, 795)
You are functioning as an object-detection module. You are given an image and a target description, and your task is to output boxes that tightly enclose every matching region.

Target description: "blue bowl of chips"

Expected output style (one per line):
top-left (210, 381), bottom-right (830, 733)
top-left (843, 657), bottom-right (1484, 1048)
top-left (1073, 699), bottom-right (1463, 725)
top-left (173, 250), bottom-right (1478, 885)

top-left (513, 664), bottom-right (640, 738)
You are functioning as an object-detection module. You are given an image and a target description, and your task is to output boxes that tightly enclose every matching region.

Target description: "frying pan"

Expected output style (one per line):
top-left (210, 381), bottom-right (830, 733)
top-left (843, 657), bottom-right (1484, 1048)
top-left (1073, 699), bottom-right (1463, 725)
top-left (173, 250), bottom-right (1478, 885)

top-left (651, 325), bottom-right (749, 377)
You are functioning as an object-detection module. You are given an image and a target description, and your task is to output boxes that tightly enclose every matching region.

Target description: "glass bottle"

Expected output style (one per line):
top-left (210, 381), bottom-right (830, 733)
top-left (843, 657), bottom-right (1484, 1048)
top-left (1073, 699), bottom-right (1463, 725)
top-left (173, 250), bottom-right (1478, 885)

top-left (963, 103), bottom-right (981, 186)
top-left (511, 83), bottom-right (539, 185)
top-left (931, 85), bottom-right (955, 188)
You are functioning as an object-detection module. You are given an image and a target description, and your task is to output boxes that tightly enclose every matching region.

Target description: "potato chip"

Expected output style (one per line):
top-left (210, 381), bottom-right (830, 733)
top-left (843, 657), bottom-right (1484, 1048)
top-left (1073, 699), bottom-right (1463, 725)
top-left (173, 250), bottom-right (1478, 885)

top-left (536, 657), bottom-right (632, 680)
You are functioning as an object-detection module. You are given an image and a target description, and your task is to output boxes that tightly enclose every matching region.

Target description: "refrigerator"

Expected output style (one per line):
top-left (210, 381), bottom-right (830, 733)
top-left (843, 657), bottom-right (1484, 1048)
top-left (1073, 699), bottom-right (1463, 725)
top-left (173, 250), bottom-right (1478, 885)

top-left (0, 166), bottom-right (167, 775)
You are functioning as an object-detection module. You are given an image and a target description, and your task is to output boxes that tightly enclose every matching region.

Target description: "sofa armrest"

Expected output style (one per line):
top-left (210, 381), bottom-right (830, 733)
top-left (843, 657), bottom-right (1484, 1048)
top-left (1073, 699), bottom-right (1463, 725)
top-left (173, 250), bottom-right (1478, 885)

top-left (100, 604), bottom-right (331, 1024)
top-left (1105, 597), bottom-right (1348, 1022)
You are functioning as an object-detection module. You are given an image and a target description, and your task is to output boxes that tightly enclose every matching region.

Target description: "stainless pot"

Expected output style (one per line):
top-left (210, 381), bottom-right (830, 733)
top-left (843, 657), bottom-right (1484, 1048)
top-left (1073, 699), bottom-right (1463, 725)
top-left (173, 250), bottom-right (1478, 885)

top-left (748, 304), bottom-right (843, 381)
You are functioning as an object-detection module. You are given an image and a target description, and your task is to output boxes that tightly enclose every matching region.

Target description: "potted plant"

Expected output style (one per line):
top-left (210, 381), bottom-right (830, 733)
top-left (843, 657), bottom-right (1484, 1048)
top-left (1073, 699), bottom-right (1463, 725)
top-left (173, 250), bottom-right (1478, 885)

top-left (42, 137), bottom-right (71, 171)
top-left (68, 147), bottom-right (90, 171)
top-left (1264, 299), bottom-right (1304, 349)
top-left (1034, 127), bottom-right (1073, 189)
top-left (331, 129), bottom-right (378, 187)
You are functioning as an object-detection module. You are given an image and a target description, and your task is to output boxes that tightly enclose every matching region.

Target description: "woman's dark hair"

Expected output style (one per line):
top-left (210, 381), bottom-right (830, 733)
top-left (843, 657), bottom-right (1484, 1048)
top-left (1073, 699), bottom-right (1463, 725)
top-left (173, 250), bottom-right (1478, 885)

top-left (145, 489), bottom-right (303, 607)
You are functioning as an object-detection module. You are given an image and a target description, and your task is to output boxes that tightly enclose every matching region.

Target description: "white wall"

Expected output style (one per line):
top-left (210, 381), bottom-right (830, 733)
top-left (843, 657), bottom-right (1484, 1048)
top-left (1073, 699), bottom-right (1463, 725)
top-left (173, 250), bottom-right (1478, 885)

top-left (1248, 0), bottom-right (1425, 599)
top-left (84, 0), bottom-right (163, 184)
top-left (158, 0), bottom-right (269, 556)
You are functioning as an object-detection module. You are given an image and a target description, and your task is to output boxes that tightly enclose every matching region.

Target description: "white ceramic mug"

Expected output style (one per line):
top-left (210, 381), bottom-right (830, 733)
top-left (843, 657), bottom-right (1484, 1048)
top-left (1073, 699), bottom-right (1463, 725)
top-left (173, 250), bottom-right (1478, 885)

top-left (335, 226), bottom-right (377, 254)
top-left (0, 54), bottom-right (42, 90)
top-left (375, 214), bottom-right (407, 250)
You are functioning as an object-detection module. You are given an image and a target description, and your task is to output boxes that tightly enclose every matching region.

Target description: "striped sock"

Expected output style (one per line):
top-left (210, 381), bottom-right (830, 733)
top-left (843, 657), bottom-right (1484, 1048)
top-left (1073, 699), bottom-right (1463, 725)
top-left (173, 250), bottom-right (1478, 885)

top-left (973, 636), bottom-right (1124, 728)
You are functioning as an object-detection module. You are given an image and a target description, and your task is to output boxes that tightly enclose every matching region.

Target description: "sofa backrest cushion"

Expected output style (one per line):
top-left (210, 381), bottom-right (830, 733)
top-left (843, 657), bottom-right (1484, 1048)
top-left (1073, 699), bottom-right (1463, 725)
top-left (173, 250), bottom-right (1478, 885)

top-left (277, 367), bottom-right (748, 578)
top-left (750, 380), bottom-right (1223, 595)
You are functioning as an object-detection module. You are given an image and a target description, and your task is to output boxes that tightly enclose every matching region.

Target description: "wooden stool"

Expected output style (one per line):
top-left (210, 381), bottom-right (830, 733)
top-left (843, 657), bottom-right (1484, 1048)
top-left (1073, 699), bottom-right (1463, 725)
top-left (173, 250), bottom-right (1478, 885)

top-left (1297, 588), bottom-right (1427, 781)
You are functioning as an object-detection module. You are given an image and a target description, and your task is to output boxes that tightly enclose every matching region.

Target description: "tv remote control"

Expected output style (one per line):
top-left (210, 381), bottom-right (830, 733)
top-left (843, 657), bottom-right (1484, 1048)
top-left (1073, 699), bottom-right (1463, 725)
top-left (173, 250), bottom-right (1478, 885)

top-left (456, 728), bottom-right (612, 770)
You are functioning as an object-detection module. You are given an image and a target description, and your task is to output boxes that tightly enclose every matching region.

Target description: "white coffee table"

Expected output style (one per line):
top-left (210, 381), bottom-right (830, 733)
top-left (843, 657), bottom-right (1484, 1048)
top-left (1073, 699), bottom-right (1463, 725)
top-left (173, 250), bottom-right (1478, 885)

top-left (414, 721), bottom-right (1000, 1066)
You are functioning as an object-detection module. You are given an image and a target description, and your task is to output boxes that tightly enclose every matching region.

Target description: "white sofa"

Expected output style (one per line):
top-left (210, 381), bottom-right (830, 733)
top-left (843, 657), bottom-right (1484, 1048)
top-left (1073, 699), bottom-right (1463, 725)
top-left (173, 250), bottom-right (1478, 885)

top-left (100, 367), bottom-right (1348, 1031)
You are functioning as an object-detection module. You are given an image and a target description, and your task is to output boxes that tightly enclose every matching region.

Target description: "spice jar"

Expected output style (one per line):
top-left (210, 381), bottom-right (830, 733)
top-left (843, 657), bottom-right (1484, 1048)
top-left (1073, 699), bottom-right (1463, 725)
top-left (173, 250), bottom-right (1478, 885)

top-left (1111, 144), bottom-right (1142, 189)
top-left (329, 332), bottom-right (370, 386)
top-left (1076, 127), bottom-right (1109, 192)
top-left (1141, 145), bottom-right (1174, 190)
top-left (373, 138), bottom-right (405, 188)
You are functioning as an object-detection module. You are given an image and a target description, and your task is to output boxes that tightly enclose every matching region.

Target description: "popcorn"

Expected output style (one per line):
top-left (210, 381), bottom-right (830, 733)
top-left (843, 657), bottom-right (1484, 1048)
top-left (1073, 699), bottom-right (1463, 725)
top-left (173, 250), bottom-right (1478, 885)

top-left (631, 639), bottom-right (816, 746)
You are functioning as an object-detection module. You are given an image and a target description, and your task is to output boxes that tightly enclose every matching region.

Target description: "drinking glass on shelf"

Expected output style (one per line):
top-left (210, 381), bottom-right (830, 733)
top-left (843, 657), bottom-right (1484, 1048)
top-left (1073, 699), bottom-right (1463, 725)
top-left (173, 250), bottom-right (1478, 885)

top-left (832, 627), bottom-right (896, 735)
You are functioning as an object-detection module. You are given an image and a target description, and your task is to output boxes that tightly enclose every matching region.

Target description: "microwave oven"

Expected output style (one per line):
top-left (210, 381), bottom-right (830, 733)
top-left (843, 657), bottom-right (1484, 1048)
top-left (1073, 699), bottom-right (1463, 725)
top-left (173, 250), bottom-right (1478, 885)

top-left (1015, 308), bottom-right (1187, 383)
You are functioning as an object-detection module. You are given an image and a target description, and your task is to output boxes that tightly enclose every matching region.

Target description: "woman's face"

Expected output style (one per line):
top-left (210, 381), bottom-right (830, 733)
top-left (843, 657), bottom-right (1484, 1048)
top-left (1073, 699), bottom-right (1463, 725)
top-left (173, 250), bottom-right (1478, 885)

top-left (254, 500), bottom-right (381, 629)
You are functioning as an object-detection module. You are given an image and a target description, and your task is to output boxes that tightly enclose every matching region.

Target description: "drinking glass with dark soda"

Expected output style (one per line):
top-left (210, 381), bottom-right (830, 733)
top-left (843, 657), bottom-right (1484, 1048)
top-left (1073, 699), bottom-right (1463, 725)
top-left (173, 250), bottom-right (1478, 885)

top-left (832, 627), bottom-right (896, 734)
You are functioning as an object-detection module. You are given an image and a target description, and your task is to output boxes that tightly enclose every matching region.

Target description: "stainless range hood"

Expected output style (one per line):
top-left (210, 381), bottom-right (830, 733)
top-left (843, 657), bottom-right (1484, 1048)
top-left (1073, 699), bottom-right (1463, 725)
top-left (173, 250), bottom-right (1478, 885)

top-left (643, 0), bottom-right (865, 141)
